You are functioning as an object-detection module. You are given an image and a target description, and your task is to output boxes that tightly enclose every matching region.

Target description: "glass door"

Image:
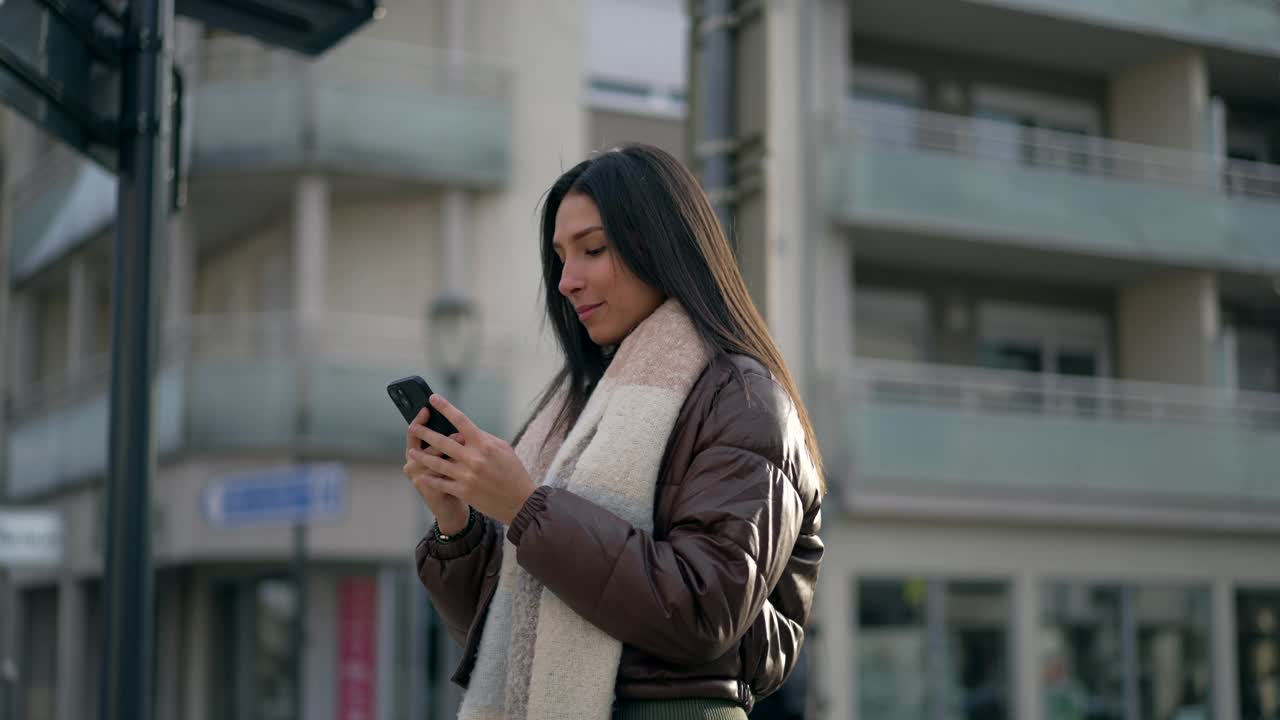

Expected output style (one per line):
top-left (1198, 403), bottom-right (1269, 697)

top-left (209, 577), bottom-right (300, 720)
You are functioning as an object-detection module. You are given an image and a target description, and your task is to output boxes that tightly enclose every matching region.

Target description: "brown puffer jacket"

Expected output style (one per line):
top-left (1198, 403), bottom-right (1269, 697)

top-left (415, 353), bottom-right (824, 712)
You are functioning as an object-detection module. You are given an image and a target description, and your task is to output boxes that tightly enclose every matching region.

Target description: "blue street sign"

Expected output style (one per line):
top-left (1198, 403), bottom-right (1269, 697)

top-left (201, 463), bottom-right (347, 529)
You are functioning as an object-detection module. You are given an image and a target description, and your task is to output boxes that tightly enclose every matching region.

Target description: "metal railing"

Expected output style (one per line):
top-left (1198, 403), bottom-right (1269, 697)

top-left (842, 358), bottom-right (1280, 430)
top-left (5, 312), bottom-right (515, 497)
top-left (192, 35), bottom-right (511, 101)
top-left (7, 311), bottom-right (510, 421)
top-left (182, 35), bottom-right (512, 183)
top-left (843, 98), bottom-right (1280, 202)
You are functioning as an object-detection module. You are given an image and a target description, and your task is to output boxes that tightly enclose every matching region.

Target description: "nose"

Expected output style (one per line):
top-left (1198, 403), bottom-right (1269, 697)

top-left (559, 257), bottom-right (584, 298)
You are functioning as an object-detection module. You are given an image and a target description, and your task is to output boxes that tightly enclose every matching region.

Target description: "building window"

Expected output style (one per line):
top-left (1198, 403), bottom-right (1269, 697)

top-left (1041, 582), bottom-right (1212, 720)
top-left (856, 288), bottom-right (931, 363)
top-left (977, 301), bottom-right (1111, 378)
top-left (857, 577), bottom-right (1011, 720)
top-left (1238, 589), bottom-right (1280, 720)
top-left (971, 85), bottom-right (1102, 176)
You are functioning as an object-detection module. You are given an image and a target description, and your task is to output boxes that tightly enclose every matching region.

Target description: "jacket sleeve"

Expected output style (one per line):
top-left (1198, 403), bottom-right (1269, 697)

top-left (506, 375), bottom-right (808, 666)
top-left (415, 512), bottom-right (503, 647)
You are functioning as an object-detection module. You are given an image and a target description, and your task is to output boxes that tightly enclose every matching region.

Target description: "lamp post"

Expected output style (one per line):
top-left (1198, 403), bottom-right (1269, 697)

top-left (420, 290), bottom-right (477, 720)
top-left (427, 291), bottom-right (479, 401)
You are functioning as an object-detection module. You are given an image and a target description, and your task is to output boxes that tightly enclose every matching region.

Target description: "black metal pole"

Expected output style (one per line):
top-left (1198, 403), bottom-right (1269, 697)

top-left (99, 1), bottom-right (171, 719)
top-left (293, 521), bottom-right (308, 720)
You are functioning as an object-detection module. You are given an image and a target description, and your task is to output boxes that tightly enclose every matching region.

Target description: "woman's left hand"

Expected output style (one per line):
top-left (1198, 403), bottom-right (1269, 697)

top-left (407, 394), bottom-right (538, 525)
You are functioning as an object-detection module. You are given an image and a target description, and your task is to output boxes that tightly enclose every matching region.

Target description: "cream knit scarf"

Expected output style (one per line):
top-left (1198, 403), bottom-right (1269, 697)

top-left (458, 299), bottom-right (711, 720)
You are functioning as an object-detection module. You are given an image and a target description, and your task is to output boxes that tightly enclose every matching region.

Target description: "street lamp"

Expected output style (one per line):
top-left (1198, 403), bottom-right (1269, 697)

top-left (426, 291), bottom-right (479, 400)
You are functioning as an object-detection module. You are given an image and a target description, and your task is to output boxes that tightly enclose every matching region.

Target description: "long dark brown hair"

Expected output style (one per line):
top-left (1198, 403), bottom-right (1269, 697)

top-left (520, 143), bottom-right (825, 493)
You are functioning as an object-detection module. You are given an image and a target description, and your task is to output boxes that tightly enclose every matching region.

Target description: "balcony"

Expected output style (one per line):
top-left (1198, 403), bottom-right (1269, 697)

top-left (189, 37), bottom-right (511, 187)
top-left (6, 148), bottom-right (117, 284)
top-left (964, 0), bottom-right (1280, 56)
top-left (815, 359), bottom-right (1280, 520)
top-left (825, 99), bottom-right (1280, 272)
top-left (5, 313), bottom-right (513, 499)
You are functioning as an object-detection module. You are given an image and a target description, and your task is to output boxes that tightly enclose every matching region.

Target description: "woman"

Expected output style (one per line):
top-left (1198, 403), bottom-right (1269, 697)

top-left (403, 144), bottom-right (825, 720)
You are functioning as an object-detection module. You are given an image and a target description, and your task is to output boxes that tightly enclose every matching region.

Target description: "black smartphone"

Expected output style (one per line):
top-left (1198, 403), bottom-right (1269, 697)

top-left (387, 375), bottom-right (460, 450)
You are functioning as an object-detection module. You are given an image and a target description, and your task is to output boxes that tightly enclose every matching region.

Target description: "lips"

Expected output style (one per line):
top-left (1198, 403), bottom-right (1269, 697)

top-left (576, 302), bottom-right (603, 320)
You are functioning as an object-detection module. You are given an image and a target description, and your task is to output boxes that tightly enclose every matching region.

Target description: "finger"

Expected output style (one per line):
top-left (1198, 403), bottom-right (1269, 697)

top-left (429, 394), bottom-right (481, 439)
top-left (405, 407), bottom-right (428, 449)
top-left (410, 449), bottom-right (464, 481)
top-left (411, 424), bottom-right (468, 460)
top-left (423, 434), bottom-right (466, 458)
top-left (413, 472), bottom-right (457, 497)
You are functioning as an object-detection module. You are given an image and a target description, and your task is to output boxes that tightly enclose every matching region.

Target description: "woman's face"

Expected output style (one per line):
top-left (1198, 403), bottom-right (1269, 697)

top-left (553, 193), bottom-right (665, 347)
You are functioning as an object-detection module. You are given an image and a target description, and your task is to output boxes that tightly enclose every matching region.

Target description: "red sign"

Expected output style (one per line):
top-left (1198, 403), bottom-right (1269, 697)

top-left (338, 576), bottom-right (378, 720)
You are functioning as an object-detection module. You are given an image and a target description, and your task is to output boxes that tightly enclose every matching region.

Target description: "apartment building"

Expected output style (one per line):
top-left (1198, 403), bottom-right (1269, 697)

top-left (5, 1), bottom-right (1280, 720)
top-left (717, 2), bottom-right (1280, 719)
top-left (0, 1), bottom-right (598, 718)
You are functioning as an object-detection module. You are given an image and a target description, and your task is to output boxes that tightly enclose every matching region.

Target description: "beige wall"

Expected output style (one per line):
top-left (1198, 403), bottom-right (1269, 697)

top-left (327, 194), bottom-right (442, 319)
top-left (469, 0), bottom-right (587, 428)
top-left (355, 0), bottom-right (446, 46)
top-left (1117, 271), bottom-right (1219, 385)
top-left (2, 114), bottom-right (48, 187)
top-left (195, 218), bottom-right (291, 316)
top-left (1109, 50), bottom-right (1210, 152)
top-left (153, 458), bottom-right (424, 564)
top-left (351, 0), bottom-right (509, 58)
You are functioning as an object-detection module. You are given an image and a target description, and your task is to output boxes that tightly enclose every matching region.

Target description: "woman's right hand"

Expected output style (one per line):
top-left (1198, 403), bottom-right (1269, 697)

top-left (404, 408), bottom-right (471, 534)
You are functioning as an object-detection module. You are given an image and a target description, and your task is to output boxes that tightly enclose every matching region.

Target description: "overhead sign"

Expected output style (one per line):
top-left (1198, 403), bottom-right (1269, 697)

top-left (202, 463), bottom-right (347, 529)
top-left (0, 0), bottom-right (122, 167)
top-left (176, 0), bottom-right (379, 56)
top-left (0, 508), bottom-right (64, 567)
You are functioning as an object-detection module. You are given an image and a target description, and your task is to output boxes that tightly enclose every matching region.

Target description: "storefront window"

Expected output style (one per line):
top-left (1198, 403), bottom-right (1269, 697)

top-left (1042, 582), bottom-right (1211, 720)
top-left (1042, 584), bottom-right (1124, 720)
top-left (254, 579), bottom-right (298, 720)
top-left (1238, 589), bottom-right (1280, 720)
top-left (857, 577), bottom-right (1010, 720)
top-left (19, 587), bottom-right (58, 720)
top-left (1136, 586), bottom-right (1212, 720)
top-left (210, 577), bottom-right (299, 720)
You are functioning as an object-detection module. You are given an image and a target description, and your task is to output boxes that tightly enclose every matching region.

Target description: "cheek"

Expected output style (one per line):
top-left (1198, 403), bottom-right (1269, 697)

top-left (596, 258), bottom-right (620, 298)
